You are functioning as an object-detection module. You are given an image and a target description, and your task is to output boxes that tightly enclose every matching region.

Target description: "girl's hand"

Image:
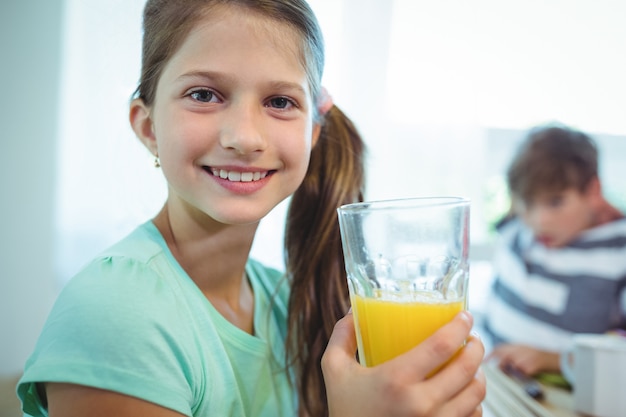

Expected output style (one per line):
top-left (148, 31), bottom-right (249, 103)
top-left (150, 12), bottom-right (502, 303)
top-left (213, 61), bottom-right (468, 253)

top-left (486, 344), bottom-right (560, 376)
top-left (322, 311), bottom-right (486, 417)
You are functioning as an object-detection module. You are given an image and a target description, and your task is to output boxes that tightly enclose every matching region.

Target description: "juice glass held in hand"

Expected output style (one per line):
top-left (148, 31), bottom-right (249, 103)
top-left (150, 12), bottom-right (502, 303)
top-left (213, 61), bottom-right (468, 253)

top-left (337, 197), bottom-right (470, 368)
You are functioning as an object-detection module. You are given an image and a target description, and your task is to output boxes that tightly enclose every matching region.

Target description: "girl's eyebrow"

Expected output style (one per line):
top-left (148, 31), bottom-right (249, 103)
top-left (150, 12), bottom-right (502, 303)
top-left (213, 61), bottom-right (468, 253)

top-left (176, 70), bottom-right (234, 83)
top-left (176, 70), bottom-right (307, 95)
top-left (269, 81), bottom-right (307, 96)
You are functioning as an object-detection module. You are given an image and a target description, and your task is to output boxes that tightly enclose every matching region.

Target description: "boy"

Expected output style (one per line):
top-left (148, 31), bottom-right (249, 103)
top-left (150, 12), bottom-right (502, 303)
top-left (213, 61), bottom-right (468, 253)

top-left (484, 124), bottom-right (626, 377)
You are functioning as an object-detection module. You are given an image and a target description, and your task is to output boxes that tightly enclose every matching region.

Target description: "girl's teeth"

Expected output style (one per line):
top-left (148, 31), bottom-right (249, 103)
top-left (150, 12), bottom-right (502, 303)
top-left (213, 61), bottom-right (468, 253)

top-left (212, 168), bottom-right (267, 182)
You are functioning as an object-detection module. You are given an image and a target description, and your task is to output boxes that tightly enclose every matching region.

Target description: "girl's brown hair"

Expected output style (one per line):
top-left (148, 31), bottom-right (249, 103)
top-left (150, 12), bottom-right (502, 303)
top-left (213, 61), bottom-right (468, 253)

top-left (134, 0), bottom-right (325, 111)
top-left (134, 1), bottom-right (366, 416)
top-left (285, 104), bottom-right (365, 416)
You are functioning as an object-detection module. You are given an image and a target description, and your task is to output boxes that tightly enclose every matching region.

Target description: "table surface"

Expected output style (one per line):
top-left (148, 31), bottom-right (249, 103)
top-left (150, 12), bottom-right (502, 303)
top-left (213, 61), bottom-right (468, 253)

top-left (482, 362), bottom-right (582, 417)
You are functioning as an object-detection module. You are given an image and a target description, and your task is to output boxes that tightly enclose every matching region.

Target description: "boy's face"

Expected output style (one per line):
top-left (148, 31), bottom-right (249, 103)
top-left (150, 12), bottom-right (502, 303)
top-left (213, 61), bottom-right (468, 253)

top-left (513, 186), bottom-right (597, 248)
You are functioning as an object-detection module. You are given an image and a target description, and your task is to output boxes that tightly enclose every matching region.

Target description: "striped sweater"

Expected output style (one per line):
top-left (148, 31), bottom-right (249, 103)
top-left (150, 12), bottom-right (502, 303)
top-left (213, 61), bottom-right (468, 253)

top-left (484, 216), bottom-right (626, 352)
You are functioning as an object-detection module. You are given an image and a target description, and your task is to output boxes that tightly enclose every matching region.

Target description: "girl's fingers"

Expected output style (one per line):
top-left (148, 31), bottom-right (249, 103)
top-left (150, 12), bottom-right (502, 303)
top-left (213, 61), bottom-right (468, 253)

top-left (322, 310), bottom-right (487, 417)
top-left (433, 364), bottom-right (487, 417)
top-left (423, 334), bottom-right (485, 406)
top-left (387, 311), bottom-right (475, 380)
top-left (322, 311), bottom-right (358, 374)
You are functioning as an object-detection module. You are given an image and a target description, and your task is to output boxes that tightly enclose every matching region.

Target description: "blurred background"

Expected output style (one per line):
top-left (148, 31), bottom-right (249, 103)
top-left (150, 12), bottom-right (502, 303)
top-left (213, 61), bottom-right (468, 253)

top-left (1, 0), bottom-right (625, 383)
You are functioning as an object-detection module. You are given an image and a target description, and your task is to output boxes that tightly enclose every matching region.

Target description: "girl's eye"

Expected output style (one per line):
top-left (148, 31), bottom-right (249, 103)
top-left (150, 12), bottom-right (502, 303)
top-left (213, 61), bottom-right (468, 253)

top-left (189, 89), bottom-right (218, 103)
top-left (267, 96), bottom-right (295, 110)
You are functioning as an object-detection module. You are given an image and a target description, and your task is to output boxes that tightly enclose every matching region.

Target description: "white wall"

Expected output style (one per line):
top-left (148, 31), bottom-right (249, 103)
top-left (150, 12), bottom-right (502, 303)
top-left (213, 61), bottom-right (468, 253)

top-left (0, 0), bottom-right (64, 376)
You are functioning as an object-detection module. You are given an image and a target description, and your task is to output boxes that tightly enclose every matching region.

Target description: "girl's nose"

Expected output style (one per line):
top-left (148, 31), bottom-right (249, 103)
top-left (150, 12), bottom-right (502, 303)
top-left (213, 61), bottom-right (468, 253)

top-left (219, 101), bottom-right (267, 155)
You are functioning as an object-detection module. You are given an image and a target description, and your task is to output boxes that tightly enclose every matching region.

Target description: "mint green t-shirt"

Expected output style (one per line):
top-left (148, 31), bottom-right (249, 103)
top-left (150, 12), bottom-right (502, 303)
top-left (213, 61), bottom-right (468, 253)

top-left (17, 221), bottom-right (296, 417)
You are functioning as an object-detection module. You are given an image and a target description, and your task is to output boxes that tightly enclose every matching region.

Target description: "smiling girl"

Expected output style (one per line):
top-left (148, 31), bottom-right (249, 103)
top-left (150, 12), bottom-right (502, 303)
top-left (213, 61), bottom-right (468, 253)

top-left (17, 1), bottom-right (485, 416)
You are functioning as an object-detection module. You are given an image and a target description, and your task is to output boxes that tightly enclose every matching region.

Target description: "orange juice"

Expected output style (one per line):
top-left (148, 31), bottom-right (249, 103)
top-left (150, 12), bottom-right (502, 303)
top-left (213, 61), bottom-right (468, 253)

top-left (352, 291), bottom-right (464, 367)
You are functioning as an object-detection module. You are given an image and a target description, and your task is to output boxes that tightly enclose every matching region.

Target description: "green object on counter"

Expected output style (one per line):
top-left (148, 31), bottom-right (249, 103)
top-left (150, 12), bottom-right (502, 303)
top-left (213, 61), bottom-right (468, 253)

top-left (535, 372), bottom-right (572, 390)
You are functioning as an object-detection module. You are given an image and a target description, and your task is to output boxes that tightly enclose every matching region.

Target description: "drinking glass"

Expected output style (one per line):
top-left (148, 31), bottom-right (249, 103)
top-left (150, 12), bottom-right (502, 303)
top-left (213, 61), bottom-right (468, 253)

top-left (337, 196), bottom-right (470, 367)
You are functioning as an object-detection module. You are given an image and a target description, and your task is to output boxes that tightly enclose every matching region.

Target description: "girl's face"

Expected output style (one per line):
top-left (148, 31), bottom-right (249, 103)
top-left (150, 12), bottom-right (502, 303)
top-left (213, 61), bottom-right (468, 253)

top-left (132, 5), bottom-right (319, 225)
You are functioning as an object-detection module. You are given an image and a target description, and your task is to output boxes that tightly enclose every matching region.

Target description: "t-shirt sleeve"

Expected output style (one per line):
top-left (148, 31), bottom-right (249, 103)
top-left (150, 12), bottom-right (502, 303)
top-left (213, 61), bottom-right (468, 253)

top-left (18, 255), bottom-right (197, 417)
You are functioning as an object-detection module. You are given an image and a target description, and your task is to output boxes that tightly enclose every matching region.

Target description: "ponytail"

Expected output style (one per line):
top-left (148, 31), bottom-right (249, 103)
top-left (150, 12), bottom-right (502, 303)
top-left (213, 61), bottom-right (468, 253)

top-left (285, 105), bottom-right (366, 417)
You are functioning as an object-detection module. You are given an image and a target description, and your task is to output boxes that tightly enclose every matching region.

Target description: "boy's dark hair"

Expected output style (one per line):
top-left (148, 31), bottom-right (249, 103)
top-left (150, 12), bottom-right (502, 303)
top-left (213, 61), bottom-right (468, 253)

top-left (507, 124), bottom-right (598, 202)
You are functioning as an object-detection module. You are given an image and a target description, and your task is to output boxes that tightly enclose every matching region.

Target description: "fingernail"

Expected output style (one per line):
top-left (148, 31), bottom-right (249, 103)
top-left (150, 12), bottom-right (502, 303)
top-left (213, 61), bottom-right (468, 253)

top-left (459, 310), bottom-right (473, 324)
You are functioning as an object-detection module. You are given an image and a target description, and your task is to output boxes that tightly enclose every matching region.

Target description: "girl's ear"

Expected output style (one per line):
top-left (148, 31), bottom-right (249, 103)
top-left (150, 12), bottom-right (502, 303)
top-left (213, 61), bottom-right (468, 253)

top-left (129, 98), bottom-right (157, 155)
top-left (311, 87), bottom-right (333, 149)
top-left (311, 122), bottom-right (322, 148)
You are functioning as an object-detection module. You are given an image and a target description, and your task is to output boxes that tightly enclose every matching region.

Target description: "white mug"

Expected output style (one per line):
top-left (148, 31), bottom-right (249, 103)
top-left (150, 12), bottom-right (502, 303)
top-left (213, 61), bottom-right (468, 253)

top-left (561, 333), bottom-right (626, 417)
